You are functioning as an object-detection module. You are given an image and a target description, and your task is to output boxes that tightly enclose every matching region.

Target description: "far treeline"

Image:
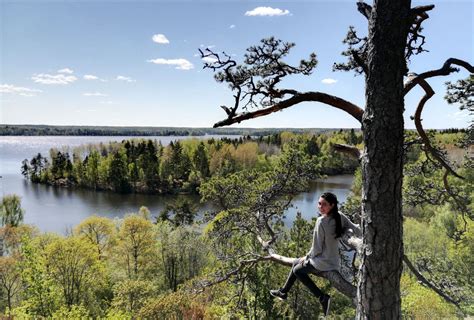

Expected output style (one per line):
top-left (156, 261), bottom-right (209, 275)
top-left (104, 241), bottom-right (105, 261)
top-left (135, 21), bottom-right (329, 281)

top-left (0, 124), bottom-right (345, 137)
top-left (20, 131), bottom-right (362, 194)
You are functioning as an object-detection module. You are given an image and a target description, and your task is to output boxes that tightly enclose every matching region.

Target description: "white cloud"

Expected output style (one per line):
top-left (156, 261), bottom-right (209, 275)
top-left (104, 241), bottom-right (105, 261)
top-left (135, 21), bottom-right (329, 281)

top-left (83, 74), bottom-right (98, 80)
top-left (84, 74), bottom-right (107, 82)
top-left (116, 75), bottom-right (136, 82)
top-left (229, 24), bottom-right (236, 29)
top-left (200, 44), bottom-right (215, 49)
top-left (100, 101), bottom-right (114, 104)
top-left (83, 92), bottom-right (108, 97)
top-left (57, 68), bottom-right (74, 74)
top-left (321, 78), bottom-right (338, 84)
top-left (245, 7), bottom-right (290, 17)
top-left (152, 34), bottom-right (170, 44)
top-left (202, 56), bottom-right (218, 64)
top-left (32, 73), bottom-right (78, 85)
top-left (0, 84), bottom-right (42, 96)
top-left (449, 110), bottom-right (470, 121)
top-left (147, 58), bottom-right (194, 70)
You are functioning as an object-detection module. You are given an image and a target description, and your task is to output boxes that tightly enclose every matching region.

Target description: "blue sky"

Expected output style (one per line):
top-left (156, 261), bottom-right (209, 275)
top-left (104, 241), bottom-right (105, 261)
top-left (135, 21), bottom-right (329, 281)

top-left (1, 0), bottom-right (472, 129)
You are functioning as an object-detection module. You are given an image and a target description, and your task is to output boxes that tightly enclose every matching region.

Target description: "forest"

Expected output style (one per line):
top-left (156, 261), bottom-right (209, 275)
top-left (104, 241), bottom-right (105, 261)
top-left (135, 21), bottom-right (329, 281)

top-left (20, 131), bottom-right (360, 194)
top-left (1, 130), bottom-right (472, 319)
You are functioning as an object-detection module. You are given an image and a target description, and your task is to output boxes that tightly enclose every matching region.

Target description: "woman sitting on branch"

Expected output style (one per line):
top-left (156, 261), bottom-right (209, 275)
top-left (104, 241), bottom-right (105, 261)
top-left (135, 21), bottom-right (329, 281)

top-left (270, 192), bottom-right (361, 317)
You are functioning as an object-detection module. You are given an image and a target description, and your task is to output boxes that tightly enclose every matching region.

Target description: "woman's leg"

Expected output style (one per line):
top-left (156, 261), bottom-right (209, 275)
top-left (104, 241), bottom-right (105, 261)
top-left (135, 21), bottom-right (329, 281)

top-left (292, 259), bottom-right (323, 298)
top-left (279, 258), bottom-right (303, 293)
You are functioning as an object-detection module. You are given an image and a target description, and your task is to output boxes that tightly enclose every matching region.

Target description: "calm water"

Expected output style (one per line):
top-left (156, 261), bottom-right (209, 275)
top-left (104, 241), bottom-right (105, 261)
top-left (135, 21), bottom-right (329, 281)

top-left (0, 136), bottom-right (354, 233)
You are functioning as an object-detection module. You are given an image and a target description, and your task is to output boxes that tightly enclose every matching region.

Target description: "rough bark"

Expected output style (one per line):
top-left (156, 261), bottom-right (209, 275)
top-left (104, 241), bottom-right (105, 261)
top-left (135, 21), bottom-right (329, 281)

top-left (358, 0), bottom-right (411, 319)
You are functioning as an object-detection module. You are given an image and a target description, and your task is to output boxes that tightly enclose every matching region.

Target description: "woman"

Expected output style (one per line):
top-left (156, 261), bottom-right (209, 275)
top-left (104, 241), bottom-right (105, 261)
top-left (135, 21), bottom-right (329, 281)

top-left (270, 192), bottom-right (361, 317)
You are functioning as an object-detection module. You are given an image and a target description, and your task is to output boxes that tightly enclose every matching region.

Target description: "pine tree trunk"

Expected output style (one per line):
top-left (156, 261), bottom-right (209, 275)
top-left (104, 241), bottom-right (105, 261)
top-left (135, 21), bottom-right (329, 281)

top-left (357, 0), bottom-right (411, 318)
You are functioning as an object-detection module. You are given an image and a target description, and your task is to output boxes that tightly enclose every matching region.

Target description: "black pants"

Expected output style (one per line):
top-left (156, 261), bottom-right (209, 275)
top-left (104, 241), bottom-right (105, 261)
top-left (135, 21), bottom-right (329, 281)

top-left (280, 257), bottom-right (323, 298)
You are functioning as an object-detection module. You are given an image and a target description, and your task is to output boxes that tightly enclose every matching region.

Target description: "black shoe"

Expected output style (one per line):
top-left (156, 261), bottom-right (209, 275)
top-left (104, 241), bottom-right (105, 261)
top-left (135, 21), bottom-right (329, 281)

top-left (270, 289), bottom-right (288, 301)
top-left (320, 294), bottom-right (331, 317)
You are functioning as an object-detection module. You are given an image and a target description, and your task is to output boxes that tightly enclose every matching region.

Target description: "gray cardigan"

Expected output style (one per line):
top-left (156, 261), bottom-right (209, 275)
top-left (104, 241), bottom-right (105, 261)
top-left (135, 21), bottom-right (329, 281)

top-left (307, 212), bottom-right (361, 272)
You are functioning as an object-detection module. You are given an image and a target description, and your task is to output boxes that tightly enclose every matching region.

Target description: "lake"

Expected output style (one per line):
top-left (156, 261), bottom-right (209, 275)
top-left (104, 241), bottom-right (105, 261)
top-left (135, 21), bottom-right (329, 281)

top-left (0, 136), bottom-right (354, 233)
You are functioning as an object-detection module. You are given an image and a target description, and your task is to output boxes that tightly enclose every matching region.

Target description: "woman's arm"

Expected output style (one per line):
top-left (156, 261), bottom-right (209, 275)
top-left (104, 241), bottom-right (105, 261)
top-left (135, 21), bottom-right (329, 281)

top-left (342, 213), bottom-right (362, 237)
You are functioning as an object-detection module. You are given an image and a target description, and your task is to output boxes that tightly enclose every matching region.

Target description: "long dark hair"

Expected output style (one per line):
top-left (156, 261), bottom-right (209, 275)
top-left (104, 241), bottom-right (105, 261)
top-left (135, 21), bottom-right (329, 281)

top-left (321, 192), bottom-right (343, 238)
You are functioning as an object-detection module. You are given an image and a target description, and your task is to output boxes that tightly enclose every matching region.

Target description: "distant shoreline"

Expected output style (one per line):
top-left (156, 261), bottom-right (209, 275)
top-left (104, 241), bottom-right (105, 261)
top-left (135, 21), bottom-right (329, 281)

top-left (0, 124), bottom-right (354, 137)
top-left (1, 124), bottom-right (462, 137)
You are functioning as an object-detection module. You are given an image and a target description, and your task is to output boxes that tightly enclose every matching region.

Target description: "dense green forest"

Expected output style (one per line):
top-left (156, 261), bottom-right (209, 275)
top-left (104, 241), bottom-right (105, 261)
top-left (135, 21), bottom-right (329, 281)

top-left (20, 131), bottom-right (360, 194)
top-left (2, 131), bottom-right (472, 319)
top-left (0, 124), bottom-right (341, 137)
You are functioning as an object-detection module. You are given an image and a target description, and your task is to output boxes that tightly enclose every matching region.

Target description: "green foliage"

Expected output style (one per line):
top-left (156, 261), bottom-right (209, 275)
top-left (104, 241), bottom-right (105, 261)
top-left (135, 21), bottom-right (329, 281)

top-left (18, 237), bottom-right (60, 317)
top-left (157, 198), bottom-right (198, 227)
top-left (45, 237), bottom-right (105, 310)
top-left (155, 222), bottom-right (209, 292)
top-left (51, 305), bottom-right (90, 319)
top-left (401, 274), bottom-right (457, 319)
top-left (115, 214), bottom-right (157, 280)
top-left (74, 215), bottom-right (116, 259)
top-left (137, 290), bottom-right (207, 319)
top-left (111, 279), bottom-right (155, 314)
top-left (1, 195), bottom-right (24, 227)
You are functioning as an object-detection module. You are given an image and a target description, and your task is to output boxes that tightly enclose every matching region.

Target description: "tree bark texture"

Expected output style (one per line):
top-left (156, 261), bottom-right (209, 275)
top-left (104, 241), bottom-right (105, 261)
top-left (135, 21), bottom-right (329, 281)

top-left (358, 1), bottom-right (411, 319)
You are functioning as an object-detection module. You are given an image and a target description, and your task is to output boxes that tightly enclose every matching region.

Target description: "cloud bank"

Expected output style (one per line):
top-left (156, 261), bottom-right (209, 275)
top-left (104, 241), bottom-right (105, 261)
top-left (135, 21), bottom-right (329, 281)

top-left (0, 84), bottom-right (42, 96)
top-left (32, 73), bottom-right (78, 85)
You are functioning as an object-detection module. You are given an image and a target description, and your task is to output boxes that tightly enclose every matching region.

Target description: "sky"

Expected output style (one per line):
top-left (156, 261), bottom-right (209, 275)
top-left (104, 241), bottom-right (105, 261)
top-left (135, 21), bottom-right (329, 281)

top-left (0, 0), bottom-right (472, 129)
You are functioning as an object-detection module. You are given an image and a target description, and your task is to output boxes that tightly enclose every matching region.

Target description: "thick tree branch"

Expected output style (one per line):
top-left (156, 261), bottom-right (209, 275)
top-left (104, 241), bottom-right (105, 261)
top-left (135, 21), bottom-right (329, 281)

top-left (404, 58), bottom-right (474, 94)
top-left (411, 76), bottom-right (464, 179)
top-left (213, 91), bottom-right (363, 127)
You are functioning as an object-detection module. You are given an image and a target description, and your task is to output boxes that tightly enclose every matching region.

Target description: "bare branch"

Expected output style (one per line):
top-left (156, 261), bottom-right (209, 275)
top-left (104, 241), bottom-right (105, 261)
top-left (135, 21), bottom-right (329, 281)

top-left (213, 91), bottom-right (363, 127)
top-left (410, 4), bottom-right (435, 16)
top-left (442, 171), bottom-right (470, 233)
top-left (403, 255), bottom-right (462, 310)
top-left (332, 143), bottom-right (362, 160)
